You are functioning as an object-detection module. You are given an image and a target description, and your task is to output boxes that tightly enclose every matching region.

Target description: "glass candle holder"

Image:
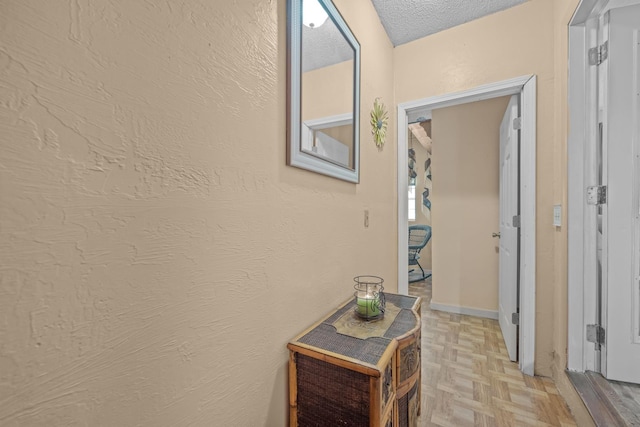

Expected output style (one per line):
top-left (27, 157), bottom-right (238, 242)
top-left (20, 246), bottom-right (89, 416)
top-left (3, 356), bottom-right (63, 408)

top-left (353, 275), bottom-right (385, 320)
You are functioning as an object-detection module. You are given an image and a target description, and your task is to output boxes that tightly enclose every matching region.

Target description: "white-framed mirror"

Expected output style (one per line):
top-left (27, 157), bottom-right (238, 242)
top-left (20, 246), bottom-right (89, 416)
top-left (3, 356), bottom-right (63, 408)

top-left (286, 0), bottom-right (361, 183)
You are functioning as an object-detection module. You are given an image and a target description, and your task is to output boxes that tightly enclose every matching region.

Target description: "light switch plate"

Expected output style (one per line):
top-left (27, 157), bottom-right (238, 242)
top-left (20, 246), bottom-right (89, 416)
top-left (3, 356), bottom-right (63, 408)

top-left (553, 205), bottom-right (562, 227)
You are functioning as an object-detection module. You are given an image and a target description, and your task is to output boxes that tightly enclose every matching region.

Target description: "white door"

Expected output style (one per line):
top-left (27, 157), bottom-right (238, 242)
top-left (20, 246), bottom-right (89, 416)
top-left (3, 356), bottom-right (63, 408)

top-left (499, 95), bottom-right (520, 362)
top-left (604, 4), bottom-right (640, 384)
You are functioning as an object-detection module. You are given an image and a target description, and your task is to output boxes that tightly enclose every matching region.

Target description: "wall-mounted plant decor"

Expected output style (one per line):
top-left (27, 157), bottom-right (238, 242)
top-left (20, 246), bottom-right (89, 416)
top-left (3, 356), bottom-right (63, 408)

top-left (370, 98), bottom-right (388, 149)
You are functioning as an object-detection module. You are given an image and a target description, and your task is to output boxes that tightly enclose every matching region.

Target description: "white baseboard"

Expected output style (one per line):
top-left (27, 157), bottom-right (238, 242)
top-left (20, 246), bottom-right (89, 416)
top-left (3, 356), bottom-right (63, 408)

top-left (429, 302), bottom-right (499, 320)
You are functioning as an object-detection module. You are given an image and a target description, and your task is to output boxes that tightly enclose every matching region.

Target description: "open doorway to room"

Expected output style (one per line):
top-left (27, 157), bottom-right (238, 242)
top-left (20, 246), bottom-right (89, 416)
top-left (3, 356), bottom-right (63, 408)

top-left (397, 75), bottom-right (537, 375)
top-left (406, 98), bottom-right (510, 303)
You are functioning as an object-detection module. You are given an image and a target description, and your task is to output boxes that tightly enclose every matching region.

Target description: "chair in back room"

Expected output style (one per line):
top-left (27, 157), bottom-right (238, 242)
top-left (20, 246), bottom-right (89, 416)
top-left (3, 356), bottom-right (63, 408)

top-left (408, 224), bottom-right (431, 283)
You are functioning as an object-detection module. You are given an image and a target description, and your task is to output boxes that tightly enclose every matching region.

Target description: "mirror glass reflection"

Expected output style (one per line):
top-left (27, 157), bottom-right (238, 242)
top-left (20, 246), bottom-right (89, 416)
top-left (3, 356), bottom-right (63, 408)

top-left (287, 0), bottom-right (360, 182)
top-left (300, 0), bottom-right (356, 170)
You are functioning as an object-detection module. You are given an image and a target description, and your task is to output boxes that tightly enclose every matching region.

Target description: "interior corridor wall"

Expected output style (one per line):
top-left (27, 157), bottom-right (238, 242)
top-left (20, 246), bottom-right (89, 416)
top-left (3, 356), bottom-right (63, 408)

top-left (0, 0), bottom-right (396, 424)
top-left (430, 97), bottom-right (509, 314)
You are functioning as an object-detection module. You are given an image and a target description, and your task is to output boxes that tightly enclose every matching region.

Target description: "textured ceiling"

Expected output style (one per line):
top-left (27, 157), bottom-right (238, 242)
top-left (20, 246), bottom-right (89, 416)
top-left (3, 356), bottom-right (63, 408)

top-left (371, 0), bottom-right (529, 46)
top-left (302, 0), bottom-right (530, 72)
top-left (302, 17), bottom-right (354, 73)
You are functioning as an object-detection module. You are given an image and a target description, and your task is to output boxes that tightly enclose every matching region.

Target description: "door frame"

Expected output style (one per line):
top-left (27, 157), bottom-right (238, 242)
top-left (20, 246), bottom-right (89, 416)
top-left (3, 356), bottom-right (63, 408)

top-left (567, 0), bottom-right (640, 374)
top-left (396, 75), bottom-right (537, 375)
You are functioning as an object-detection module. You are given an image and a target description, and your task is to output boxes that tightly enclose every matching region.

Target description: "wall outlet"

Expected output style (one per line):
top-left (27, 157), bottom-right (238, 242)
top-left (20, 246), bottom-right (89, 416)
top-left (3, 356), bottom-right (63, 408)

top-left (364, 210), bottom-right (369, 228)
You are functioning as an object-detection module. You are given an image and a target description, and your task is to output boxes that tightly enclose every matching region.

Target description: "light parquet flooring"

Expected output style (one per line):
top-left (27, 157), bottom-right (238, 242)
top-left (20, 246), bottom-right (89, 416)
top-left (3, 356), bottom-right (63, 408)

top-left (410, 278), bottom-right (577, 427)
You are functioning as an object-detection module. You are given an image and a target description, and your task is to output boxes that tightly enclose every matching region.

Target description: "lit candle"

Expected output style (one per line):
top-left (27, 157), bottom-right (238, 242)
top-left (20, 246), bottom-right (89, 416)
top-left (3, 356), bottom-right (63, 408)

top-left (353, 275), bottom-right (385, 320)
top-left (357, 294), bottom-right (380, 317)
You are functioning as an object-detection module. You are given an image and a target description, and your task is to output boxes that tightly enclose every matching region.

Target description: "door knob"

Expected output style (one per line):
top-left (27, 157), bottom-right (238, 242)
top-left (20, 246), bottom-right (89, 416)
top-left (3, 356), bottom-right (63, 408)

top-left (492, 232), bottom-right (501, 238)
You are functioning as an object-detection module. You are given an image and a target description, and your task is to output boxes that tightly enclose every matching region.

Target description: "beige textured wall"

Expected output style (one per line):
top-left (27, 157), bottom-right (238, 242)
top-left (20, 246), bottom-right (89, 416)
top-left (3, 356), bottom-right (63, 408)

top-left (302, 60), bottom-right (353, 120)
top-left (430, 97), bottom-right (509, 313)
top-left (395, 0), bottom-right (558, 375)
top-left (322, 124), bottom-right (353, 146)
top-left (0, 0), bottom-right (395, 425)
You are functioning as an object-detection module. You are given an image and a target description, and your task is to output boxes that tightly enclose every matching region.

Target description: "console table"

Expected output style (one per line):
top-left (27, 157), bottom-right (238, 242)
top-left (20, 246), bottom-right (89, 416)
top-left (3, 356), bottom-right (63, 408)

top-left (287, 293), bottom-right (421, 427)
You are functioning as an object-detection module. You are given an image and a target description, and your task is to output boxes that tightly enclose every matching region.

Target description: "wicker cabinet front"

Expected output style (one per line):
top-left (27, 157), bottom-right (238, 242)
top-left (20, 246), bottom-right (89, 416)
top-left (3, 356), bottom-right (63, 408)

top-left (288, 293), bottom-right (421, 427)
top-left (296, 353), bottom-right (372, 426)
top-left (397, 380), bottom-right (419, 427)
top-left (396, 326), bottom-right (421, 423)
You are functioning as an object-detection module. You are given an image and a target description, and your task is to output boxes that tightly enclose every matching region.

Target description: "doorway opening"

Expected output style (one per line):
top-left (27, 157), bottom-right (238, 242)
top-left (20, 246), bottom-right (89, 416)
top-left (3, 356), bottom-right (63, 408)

top-left (568, 3), bottom-right (640, 421)
top-left (567, 0), bottom-right (640, 388)
top-left (407, 117), bottom-right (432, 284)
top-left (397, 75), bottom-right (537, 375)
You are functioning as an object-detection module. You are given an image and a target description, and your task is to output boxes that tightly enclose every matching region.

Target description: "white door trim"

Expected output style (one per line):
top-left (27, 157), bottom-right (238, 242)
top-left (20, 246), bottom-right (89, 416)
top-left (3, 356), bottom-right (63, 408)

top-left (567, 18), bottom-right (595, 373)
top-left (397, 75), bottom-right (537, 375)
